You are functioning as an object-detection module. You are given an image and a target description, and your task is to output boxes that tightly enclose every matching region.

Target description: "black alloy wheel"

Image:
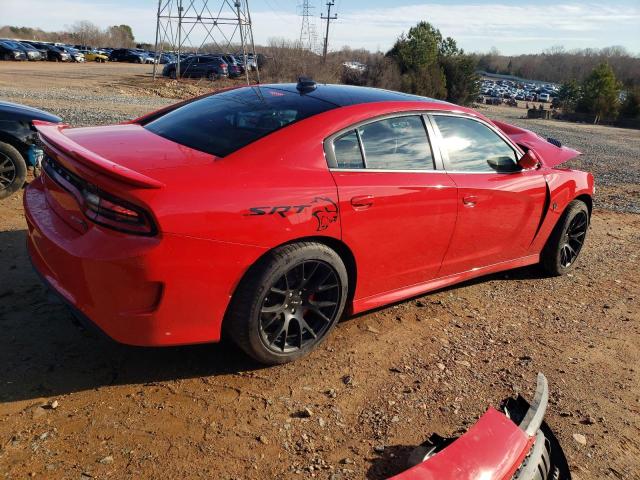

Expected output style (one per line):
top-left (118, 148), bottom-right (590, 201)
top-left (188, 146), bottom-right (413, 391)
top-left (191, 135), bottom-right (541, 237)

top-left (542, 200), bottom-right (590, 275)
top-left (559, 210), bottom-right (588, 268)
top-left (0, 142), bottom-right (27, 200)
top-left (225, 242), bottom-right (348, 365)
top-left (259, 260), bottom-right (341, 354)
top-left (0, 151), bottom-right (16, 190)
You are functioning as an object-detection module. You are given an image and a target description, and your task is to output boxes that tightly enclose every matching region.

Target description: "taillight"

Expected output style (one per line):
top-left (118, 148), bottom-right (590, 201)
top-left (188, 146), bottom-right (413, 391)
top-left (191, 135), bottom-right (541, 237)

top-left (82, 187), bottom-right (157, 236)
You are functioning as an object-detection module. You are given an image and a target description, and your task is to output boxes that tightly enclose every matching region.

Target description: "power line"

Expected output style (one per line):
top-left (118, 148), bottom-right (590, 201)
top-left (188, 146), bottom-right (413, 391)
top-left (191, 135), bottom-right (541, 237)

top-left (320, 0), bottom-right (337, 62)
top-left (152, 0), bottom-right (260, 84)
top-left (299, 0), bottom-right (317, 51)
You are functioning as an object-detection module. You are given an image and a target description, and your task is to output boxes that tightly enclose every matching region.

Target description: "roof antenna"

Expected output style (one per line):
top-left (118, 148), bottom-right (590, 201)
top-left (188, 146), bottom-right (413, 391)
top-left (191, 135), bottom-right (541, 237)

top-left (296, 77), bottom-right (317, 93)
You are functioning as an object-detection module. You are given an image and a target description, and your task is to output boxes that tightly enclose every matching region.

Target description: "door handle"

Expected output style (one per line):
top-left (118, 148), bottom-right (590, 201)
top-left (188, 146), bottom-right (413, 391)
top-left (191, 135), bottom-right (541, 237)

top-left (462, 195), bottom-right (478, 207)
top-left (351, 195), bottom-right (374, 210)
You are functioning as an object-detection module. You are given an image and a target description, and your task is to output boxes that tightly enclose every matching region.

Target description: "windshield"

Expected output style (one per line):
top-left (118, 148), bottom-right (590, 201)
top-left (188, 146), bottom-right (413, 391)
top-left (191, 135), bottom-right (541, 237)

top-left (143, 86), bottom-right (337, 157)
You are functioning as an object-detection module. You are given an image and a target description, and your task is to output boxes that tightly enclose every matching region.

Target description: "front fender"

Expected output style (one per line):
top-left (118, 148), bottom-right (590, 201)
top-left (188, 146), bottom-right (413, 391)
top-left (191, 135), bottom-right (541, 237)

top-left (529, 168), bottom-right (594, 253)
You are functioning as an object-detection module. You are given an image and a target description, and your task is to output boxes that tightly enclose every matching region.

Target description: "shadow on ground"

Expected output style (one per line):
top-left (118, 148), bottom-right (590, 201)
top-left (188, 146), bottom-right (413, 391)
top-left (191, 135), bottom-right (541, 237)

top-left (0, 229), bottom-right (262, 404)
top-left (0, 227), bottom-right (548, 404)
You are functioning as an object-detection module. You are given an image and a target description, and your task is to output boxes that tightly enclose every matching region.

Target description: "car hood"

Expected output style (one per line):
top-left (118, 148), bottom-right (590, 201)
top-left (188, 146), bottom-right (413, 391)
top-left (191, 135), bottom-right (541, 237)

top-left (35, 122), bottom-right (215, 180)
top-left (0, 101), bottom-right (62, 123)
top-left (492, 120), bottom-right (581, 168)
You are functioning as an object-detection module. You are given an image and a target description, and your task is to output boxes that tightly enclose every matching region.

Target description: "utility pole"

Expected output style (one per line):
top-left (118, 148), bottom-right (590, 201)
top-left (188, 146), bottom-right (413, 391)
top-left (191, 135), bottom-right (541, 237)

top-left (321, 1), bottom-right (337, 62)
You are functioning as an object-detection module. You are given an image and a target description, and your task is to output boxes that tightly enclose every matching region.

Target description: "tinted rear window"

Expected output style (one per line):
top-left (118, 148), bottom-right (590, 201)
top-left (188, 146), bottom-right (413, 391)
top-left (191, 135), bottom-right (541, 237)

top-left (143, 87), bottom-right (337, 157)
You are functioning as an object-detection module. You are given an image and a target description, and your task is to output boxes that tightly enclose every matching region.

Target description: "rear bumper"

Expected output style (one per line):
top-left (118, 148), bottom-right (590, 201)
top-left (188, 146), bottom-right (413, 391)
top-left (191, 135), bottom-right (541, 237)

top-left (24, 176), bottom-right (265, 346)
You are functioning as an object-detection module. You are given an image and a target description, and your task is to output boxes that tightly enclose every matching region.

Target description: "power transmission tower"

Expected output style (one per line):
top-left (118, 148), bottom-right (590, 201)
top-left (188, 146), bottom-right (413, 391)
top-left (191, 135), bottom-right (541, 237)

top-left (152, 0), bottom-right (260, 84)
top-left (298, 0), bottom-right (317, 51)
top-left (321, 1), bottom-right (337, 62)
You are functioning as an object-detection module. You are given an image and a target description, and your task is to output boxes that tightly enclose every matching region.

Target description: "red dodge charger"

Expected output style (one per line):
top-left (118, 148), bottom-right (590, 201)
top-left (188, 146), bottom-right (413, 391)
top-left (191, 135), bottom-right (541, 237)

top-left (25, 81), bottom-right (593, 364)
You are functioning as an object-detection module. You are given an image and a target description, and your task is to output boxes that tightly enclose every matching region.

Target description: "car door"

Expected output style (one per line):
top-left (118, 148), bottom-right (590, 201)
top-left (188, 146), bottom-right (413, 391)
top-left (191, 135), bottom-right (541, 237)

top-left (428, 113), bottom-right (547, 276)
top-left (326, 113), bottom-right (458, 303)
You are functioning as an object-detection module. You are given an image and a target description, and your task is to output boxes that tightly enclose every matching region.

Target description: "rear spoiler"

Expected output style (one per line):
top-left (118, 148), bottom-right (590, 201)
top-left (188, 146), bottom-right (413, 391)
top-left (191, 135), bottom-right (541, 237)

top-left (33, 120), bottom-right (164, 189)
top-left (492, 120), bottom-right (581, 168)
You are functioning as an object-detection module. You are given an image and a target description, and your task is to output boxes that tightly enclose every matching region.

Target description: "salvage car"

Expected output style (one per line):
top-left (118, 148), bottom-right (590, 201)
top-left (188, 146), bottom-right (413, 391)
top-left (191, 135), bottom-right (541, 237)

top-left (0, 40), bottom-right (27, 61)
top-left (0, 102), bottom-right (61, 199)
top-left (162, 55), bottom-right (229, 79)
top-left (23, 42), bottom-right (71, 62)
top-left (80, 50), bottom-right (109, 63)
top-left (25, 81), bottom-right (593, 364)
top-left (392, 373), bottom-right (560, 479)
top-left (109, 48), bottom-right (146, 63)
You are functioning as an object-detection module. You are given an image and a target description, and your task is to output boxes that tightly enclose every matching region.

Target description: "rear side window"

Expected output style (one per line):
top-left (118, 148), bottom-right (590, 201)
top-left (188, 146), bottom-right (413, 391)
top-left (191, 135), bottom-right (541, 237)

top-left (334, 131), bottom-right (364, 169)
top-left (357, 116), bottom-right (433, 170)
top-left (144, 87), bottom-right (336, 157)
top-left (433, 115), bottom-right (517, 172)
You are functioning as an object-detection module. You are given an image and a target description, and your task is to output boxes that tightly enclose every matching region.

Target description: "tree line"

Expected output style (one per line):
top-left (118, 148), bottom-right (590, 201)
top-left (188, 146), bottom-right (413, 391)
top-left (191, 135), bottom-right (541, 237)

top-left (474, 46), bottom-right (640, 87)
top-left (556, 63), bottom-right (639, 124)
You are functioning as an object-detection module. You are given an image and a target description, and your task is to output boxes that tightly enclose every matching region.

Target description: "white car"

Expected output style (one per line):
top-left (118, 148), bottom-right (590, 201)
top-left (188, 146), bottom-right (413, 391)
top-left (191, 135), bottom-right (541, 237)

top-left (538, 93), bottom-right (550, 102)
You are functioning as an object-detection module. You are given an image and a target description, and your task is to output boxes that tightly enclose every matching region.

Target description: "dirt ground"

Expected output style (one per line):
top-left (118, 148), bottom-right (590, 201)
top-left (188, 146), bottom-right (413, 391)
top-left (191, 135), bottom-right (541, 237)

top-left (0, 62), bottom-right (639, 480)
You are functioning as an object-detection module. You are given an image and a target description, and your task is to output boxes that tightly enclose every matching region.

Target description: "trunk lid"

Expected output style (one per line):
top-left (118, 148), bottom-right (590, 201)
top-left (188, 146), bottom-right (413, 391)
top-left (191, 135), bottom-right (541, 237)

top-left (492, 120), bottom-right (581, 167)
top-left (33, 121), bottom-right (213, 235)
top-left (35, 121), bottom-right (215, 177)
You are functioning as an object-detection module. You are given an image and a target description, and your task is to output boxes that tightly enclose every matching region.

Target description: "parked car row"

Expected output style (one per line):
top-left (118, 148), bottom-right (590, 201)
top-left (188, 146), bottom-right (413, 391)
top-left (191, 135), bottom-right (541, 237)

top-left (0, 39), bottom-right (90, 62)
top-left (480, 78), bottom-right (559, 102)
top-left (161, 52), bottom-right (262, 80)
top-left (0, 39), bottom-right (263, 79)
top-left (0, 41), bottom-right (176, 64)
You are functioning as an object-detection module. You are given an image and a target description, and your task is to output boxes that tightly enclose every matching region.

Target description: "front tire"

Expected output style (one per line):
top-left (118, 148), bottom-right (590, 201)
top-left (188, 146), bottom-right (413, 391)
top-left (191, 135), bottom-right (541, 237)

top-left (225, 242), bottom-right (348, 365)
top-left (541, 200), bottom-right (589, 276)
top-left (0, 142), bottom-right (27, 200)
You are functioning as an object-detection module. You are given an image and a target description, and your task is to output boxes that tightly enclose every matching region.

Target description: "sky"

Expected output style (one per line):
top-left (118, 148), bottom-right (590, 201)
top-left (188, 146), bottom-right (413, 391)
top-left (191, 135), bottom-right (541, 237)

top-left (2, 0), bottom-right (639, 55)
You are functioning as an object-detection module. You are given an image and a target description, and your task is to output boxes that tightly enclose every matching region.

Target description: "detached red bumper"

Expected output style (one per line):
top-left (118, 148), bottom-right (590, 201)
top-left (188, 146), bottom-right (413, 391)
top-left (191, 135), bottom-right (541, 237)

top-left (392, 373), bottom-right (552, 480)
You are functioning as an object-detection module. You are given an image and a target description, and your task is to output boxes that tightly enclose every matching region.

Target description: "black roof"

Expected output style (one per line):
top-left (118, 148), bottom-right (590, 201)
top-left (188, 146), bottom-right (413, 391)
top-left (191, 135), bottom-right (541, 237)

top-left (260, 83), bottom-right (449, 108)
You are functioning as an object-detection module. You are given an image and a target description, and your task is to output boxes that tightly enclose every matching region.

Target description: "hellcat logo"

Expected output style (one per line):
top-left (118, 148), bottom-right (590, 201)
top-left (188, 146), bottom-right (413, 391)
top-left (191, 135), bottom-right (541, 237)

top-left (245, 196), bottom-right (339, 231)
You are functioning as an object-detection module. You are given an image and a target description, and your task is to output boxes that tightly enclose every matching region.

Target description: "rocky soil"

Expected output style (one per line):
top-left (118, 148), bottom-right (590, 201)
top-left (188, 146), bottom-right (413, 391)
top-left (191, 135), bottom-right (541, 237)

top-left (0, 62), bottom-right (639, 479)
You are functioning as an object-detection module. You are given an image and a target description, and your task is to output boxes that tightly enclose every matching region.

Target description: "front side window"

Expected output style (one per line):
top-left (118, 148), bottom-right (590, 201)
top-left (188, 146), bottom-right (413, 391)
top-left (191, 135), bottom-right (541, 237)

top-left (357, 116), bottom-right (434, 170)
top-left (433, 115), bottom-right (518, 172)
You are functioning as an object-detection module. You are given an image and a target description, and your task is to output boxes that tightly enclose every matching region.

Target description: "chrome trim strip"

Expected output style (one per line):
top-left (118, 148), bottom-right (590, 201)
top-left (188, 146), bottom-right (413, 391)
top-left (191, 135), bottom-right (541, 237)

top-left (519, 372), bottom-right (549, 436)
top-left (514, 430), bottom-right (551, 480)
top-left (329, 168), bottom-right (523, 175)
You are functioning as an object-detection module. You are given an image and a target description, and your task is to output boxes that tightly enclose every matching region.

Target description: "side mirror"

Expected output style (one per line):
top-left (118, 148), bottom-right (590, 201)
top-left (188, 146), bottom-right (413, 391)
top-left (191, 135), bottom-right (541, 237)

top-left (487, 156), bottom-right (520, 172)
top-left (518, 150), bottom-right (541, 170)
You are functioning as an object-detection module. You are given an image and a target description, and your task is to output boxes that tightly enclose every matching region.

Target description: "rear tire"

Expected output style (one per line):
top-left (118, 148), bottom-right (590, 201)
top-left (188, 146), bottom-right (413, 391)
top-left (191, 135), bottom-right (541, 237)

top-left (225, 242), bottom-right (348, 365)
top-left (0, 142), bottom-right (27, 200)
top-left (541, 200), bottom-right (589, 276)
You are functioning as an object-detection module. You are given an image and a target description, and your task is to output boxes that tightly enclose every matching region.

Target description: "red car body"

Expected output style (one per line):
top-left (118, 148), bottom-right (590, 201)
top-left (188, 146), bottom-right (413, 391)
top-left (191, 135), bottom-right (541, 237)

top-left (24, 83), bottom-right (593, 347)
